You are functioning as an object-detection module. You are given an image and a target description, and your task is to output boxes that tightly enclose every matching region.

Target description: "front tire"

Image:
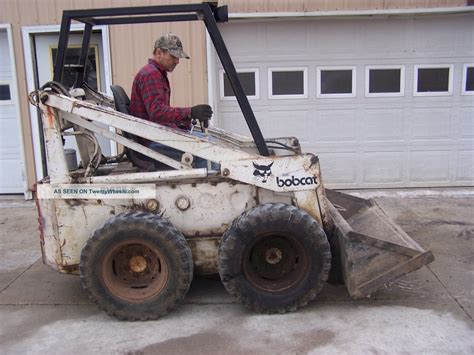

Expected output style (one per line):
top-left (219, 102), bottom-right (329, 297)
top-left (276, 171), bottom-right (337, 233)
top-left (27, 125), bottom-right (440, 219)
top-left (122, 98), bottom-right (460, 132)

top-left (218, 203), bottom-right (331, 313)
top-left (80, 212), bottom-right (193, 321)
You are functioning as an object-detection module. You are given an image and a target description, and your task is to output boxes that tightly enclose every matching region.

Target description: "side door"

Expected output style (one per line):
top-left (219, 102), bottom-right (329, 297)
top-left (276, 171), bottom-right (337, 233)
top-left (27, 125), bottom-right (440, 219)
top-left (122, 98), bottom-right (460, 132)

top-left (34, 31), bottom-right (112, 168)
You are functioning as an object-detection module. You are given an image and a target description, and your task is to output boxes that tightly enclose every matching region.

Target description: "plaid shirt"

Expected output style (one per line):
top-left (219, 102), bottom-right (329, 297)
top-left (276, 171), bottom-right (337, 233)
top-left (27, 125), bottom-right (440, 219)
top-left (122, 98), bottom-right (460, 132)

top-left (130, 59), bottom-right (191, 131)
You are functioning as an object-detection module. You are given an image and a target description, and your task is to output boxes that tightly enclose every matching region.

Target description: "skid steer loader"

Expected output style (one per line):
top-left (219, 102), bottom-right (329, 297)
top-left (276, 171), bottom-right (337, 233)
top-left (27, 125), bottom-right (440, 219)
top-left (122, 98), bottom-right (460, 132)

top-left (30, 3), bottom-right (434, 320)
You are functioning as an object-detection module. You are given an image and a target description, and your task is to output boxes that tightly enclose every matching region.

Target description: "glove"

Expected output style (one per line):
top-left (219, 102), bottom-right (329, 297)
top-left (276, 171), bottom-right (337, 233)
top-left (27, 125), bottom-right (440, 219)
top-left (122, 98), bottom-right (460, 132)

top-left (191, 104), bottom-right (213, 128)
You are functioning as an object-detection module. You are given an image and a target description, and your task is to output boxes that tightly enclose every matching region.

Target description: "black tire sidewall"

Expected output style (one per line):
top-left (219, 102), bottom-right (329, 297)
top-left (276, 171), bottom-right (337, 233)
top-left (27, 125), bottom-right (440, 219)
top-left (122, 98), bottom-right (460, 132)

top-left (80, 212), bottom-right (193, 320)
top-left (219, 203), bottom-right (331, 313)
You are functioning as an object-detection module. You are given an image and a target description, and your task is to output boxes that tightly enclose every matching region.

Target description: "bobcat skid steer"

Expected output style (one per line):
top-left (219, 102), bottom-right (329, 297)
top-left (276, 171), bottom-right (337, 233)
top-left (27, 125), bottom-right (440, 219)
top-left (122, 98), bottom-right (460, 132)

top-left (30, 3), bottom-right (434, 320)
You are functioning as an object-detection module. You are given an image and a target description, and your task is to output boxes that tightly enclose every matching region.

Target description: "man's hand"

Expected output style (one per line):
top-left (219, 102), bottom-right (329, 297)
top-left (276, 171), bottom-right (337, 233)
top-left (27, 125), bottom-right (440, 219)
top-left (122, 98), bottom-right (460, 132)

top-left (191, 104), bottom-right (213, 128)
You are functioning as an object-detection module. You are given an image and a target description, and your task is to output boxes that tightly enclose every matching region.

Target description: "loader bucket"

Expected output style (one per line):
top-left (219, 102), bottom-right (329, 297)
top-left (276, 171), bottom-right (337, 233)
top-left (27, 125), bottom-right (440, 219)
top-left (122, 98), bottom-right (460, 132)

top-left (325, 189), bottom-right (434, 298)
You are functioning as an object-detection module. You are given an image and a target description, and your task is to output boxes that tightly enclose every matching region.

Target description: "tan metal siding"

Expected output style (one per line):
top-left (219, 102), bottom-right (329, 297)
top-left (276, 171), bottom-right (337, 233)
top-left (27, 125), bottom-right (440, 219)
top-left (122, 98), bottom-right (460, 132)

top-left (110, 21), bottom-right (207, 108)
top-left (220, 0), bottom-right (468, 12)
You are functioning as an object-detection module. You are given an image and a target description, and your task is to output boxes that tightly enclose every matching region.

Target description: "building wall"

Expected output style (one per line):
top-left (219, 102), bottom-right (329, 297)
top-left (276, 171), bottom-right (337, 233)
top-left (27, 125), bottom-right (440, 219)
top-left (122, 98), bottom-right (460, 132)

top-left (221, 0), bottom-right (468, 12)
top-left (0, 0), bottom-right (470, 193)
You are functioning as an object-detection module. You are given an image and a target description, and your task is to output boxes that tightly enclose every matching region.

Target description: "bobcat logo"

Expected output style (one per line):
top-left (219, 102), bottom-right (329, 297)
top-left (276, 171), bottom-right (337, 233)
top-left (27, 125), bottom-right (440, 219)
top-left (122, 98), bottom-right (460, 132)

top-left (253, 162), bottom-right (273, 183)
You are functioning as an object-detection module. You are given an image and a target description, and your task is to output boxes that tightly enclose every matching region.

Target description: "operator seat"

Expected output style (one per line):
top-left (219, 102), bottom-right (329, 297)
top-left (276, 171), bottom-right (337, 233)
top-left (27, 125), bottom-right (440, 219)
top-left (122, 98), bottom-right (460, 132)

top-left (110, 85), bottom-right (163, 171)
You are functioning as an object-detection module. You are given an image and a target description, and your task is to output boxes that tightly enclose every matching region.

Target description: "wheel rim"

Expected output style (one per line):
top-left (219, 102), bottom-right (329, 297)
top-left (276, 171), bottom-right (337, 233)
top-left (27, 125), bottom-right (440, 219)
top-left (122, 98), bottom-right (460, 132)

top-left (101, 240), bottom-right (169, 303)
top-left (242, 234), bottom-right (309, 292)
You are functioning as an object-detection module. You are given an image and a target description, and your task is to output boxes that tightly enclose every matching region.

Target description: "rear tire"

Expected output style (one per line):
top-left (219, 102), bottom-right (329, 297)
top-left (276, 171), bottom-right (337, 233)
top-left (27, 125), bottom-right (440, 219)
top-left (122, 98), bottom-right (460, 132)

top-left (80, 212), bottom-right (193, 321)
top-left (218, 203), bottom-right (331, 313)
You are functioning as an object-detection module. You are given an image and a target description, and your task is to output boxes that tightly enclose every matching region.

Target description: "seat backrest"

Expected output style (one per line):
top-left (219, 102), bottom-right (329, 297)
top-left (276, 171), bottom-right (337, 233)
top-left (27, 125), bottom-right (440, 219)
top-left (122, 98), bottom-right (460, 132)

top-left (110, 84), bottom-right (161, 171)
top-left (110, 85), bottom-right (135, 141)
top-left (110, 85), bottom-right (130, 114)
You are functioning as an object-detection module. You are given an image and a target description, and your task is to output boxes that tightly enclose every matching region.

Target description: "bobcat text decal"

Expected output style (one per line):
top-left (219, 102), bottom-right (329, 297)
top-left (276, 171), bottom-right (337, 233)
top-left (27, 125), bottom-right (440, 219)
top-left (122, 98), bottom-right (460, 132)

top-left (252, 162), bottom-right (318, 188)
top-left (276, 175), bottom-right (318, 188)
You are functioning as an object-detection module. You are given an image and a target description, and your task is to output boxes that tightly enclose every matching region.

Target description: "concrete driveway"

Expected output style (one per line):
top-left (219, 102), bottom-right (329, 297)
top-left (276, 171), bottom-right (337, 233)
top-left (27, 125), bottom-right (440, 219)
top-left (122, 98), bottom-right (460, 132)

top-left (1, 190), bottom-right (473, 354)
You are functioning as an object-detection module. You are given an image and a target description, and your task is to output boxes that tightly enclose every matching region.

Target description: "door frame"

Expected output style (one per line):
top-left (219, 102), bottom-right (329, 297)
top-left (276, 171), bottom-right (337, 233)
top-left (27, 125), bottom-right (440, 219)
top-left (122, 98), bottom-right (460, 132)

top-left (22, 24), bottom-right (114, 181)
top-left (0, 24), bottom-right (29, 198)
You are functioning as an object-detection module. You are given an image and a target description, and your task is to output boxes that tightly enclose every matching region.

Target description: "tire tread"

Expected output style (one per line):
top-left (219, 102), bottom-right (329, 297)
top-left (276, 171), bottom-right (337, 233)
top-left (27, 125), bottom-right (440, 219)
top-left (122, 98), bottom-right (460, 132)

top-left (218, 203), bottom-right (331, 314)
top-left (80, 211), bottom-right (193, 321)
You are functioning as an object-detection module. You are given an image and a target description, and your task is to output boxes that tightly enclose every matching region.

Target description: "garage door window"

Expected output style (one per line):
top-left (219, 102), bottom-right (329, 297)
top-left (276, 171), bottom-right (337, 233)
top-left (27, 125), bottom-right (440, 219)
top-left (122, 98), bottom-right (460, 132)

top-left (220, 69), bottom-right (259, 100)
top-left (317, 66), bottom-right (356, 98)
top-left (0, 82), bottom-right (12, 103)
top-left (462, 64), bottom-right (474, 95)
top-left (414, 65), bottom-right (453, 96)
top-left (365, 66), bottom-right (404, 97)
top-left (268, 67), bottom-right (307, 99)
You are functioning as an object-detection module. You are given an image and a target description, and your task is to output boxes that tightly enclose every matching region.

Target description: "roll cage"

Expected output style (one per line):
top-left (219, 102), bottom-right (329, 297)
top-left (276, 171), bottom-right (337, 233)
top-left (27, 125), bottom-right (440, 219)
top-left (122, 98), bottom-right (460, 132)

top-left (53, 2), bottom-right (270, 156)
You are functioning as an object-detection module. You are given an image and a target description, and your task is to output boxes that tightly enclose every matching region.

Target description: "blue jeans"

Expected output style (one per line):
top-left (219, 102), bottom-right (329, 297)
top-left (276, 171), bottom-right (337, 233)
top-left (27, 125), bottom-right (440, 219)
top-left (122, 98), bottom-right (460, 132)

top-left (148, 131), bottom-right (218, 169)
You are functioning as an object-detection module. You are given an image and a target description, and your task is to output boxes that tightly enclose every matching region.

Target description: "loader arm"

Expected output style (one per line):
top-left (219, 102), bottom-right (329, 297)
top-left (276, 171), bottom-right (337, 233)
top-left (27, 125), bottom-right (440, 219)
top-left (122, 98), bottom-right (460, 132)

top-left (37, 91), bottom-right (324, 196)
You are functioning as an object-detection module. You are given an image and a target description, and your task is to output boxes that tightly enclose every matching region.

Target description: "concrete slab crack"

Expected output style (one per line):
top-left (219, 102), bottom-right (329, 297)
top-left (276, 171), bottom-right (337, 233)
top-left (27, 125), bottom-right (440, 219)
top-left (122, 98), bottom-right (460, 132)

top-left (0, 263), bottom-right (35, 294)
top-left (428, 265), bottom-right (473, 322)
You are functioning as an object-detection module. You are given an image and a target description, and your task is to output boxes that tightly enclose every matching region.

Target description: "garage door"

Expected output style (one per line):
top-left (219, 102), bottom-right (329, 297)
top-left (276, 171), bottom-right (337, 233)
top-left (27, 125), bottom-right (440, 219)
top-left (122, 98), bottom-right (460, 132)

top-left (0, 27), bottom-right (24, 194)
top-left (213, 14), bottom-right (474, 188)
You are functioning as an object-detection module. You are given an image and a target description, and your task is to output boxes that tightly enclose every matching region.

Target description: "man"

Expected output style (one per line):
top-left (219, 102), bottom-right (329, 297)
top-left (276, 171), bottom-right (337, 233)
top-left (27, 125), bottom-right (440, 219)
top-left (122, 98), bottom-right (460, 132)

top-left (130, 33), bottom-right (213, 167)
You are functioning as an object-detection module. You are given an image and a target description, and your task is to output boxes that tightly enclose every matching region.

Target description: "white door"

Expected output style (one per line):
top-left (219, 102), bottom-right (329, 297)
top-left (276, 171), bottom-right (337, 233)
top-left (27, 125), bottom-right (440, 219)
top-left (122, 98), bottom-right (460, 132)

top-left (34, 32), bottom-right (112, 167)
top-left (213, 14), bottom-right (474, 188)
top-left (0, 28), bottom-right (24, 193)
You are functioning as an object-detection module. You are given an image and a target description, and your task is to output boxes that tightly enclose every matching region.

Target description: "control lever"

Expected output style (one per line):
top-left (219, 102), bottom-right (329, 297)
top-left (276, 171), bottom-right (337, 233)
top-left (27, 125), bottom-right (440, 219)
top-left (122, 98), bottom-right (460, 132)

top-left (190, 119), bottom-right (197, 133)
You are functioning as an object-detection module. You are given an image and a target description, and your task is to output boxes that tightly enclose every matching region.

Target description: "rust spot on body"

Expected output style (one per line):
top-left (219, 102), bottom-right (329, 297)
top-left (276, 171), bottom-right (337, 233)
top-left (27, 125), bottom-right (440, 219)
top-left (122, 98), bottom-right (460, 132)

top-left (35, 189), bottom-right (46, 266)
top-left (34, 185), bottom-right (45, 244)
top-left (61, 263), bottom-right (79, 273)
top-left (46, 106), bottom-right (55, 127)
top-left (65, 199), bottom-right (87, 207)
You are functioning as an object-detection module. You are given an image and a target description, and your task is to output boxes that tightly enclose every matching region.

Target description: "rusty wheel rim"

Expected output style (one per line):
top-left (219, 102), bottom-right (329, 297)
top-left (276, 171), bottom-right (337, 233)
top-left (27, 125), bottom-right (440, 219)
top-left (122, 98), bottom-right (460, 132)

top-left (243, 234), bottom-right (309, 292)
top-left (101, 240), bottom-right (169, 303)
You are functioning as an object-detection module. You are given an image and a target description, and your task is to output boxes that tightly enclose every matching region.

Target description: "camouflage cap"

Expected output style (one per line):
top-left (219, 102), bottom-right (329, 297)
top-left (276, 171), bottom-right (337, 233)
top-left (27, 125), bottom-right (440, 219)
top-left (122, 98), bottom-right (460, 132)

top-left (154, 33), bottom-right (189, 59)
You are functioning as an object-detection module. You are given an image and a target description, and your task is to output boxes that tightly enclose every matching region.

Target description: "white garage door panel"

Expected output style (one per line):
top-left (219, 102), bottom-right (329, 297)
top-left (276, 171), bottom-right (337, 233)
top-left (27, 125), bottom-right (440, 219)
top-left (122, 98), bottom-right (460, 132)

top-left (413, 22), bottom-right (456, 54)
top-left (359, 21), bottom-right (409, 54)
top-left (409, 151), bottom-right (452, 182)
top-left (311, 111), bottom-right (357, 141)
top-left (318, 153), bottom-right (358, 184)
top-left (1, 109), bottom-right (20, 145)
top-left (262, 110), bottom-right (308, 138)
top-left (457, 150), bottom-right (474, 181)
top-left (265, 23), bottom-right (307, 55)
top-left (0, 28), bottom-right (23, 194)
top-left (218, 110), bottom-right (266, 137)
top-left (308, 22), bottom-right (360, 55)
top-left (0, 159), bottom-right (23, 191)
top-left (409, 108), bottom-right (452, 140)
top-left (458, 109), bottom-right (474, 138)
top-left (362, 152), bottom-right (404, 183)
top-left (223, 23), bottom-right (264, 57)
top-left (0, 111), bottom-right (23, 193)
top-left (215, 14), bottom-right (474, 188)
top-left (362, 110), bottom-right (405, 141)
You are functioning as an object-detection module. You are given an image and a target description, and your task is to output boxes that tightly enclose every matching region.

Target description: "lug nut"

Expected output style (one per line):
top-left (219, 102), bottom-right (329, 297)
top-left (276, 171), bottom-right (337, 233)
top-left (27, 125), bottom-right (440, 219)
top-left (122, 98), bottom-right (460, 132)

top-left (146, 199), bottom-right (159, 212)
